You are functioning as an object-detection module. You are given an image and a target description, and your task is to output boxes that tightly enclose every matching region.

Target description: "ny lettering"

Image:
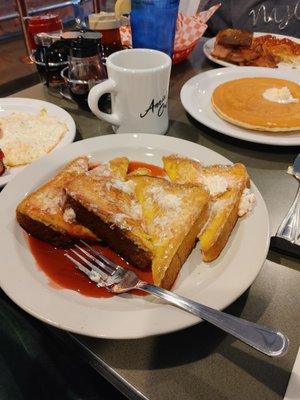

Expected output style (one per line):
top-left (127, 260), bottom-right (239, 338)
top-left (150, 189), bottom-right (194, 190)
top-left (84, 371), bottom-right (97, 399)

top-left (249, 1), bottom-right (300, 30)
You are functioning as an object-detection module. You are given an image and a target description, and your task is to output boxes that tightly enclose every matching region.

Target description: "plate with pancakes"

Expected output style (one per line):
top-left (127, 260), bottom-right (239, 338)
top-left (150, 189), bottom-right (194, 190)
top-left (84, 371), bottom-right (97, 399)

top-left (0, 97), bottom-right (76, 187)
top-left (203, 30), bottom-right (300, 69)
top-left (0, 134), bottom-right (269, 338)
top-left (181, 66), bottom-right (300, 146)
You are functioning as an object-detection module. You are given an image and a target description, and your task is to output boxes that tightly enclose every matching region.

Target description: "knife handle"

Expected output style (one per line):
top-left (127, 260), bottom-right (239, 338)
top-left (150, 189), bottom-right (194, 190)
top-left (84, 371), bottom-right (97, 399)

top-left (270, 236), bottom-right (300, 259)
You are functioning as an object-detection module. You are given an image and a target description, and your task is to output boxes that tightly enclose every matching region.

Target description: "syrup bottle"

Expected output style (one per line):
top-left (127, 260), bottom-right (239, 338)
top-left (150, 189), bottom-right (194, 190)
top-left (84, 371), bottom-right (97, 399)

top-left (88, 12), bottom-right (123, 61)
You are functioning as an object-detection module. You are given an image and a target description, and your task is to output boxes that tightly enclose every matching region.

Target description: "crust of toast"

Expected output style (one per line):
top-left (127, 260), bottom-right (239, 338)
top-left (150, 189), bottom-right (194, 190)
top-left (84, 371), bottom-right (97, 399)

top-left (65, 172), bottom-right (154, 270)
top-left (16, 157), bottom-right (97, 245)
top-left (199, 188), bottom-right (243, 262)
top-left (16, 212), bottom-right (75, 247)
top-left (159, 201), bottom-right (210, 289)
top-left (66, 195), bottom-right (152, 269)
top-left (90, 157), bottom-right (130, 179)
top-left (129, 175), bottom-right (210, 288)
top-left (163, 155), bottom-right (250, 262)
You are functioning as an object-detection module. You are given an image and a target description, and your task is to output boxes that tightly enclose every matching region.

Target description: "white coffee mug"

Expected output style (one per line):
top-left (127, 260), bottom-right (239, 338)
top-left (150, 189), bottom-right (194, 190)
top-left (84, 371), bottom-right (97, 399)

top-left (88, 48), bottom-right (172, 134)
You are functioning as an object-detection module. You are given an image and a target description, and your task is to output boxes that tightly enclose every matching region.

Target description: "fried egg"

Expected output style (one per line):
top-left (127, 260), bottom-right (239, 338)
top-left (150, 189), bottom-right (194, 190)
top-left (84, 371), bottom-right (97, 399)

top-left (0, 109), bottom-right (68, 167)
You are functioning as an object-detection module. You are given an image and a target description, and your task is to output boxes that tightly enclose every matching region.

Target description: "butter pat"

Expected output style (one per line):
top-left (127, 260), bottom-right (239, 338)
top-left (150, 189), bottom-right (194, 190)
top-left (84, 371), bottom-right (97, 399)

top-left (262, 87), bottom-right (299, 104)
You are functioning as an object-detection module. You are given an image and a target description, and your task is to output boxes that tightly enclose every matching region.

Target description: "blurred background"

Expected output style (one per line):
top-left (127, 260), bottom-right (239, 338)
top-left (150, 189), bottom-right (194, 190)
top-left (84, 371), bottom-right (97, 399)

top-left (0, 0), bottom-right (114, 89)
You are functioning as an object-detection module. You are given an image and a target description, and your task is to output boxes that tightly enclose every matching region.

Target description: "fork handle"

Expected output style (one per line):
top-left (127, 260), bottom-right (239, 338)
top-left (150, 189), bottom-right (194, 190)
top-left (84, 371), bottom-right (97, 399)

top-left (137, 282), bottom-right (289, 357)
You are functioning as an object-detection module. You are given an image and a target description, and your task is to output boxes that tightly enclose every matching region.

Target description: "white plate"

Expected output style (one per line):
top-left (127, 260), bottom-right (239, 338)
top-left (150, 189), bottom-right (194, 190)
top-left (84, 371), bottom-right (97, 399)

top-left (203, 32), bottom-right (300, 69)
top-left (0, 97), bottom-right (76, 187)
top-left (181, 67), bottom-right (300, 146)
top-left (0, 134), bottom-right (269, 339)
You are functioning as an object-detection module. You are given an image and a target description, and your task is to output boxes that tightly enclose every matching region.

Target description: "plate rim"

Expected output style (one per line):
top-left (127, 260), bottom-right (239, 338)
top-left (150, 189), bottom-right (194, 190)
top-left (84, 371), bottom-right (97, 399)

top-left (180, 66), bottom-right (300, 146)
top-left (0, 134), bottom-right (270, 339)
top-left (0, 97), bottom-right (76, 187)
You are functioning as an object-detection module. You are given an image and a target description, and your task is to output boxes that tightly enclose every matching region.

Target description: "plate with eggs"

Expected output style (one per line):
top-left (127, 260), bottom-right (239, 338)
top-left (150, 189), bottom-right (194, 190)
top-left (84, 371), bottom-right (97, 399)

top-left (180, 66), bottom-right (300, 146)
top-left (0, 98), bottom-right (76, 186)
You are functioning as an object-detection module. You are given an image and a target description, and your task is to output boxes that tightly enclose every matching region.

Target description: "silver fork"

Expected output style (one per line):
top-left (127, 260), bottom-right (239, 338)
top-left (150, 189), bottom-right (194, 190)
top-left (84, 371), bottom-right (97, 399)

top-left (65, 240), bottom-right (289, 357)
top-left (276, 155), bottom-right (300, 244)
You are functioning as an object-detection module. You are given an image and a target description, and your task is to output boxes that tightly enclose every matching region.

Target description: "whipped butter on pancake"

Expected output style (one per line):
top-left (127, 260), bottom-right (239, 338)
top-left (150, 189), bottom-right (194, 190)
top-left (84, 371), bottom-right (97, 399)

top-left (262, 87), bottom-right (298, 104)
top-left (211, 77), bottom-right (300, 132)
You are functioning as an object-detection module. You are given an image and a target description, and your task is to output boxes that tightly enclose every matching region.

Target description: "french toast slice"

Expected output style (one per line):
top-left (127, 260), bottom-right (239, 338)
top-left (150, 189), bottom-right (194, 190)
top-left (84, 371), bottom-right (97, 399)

top-left (127, 167), bottom-right (153, 177)
top-left (128, 175), bottom-right (210, 289)
top-left (16, 157), bottom-right (97, 246)
top-left (90, 156), bottom-right (129, 179)
top-left (163, 155), bottom-right (251, 262)
top-left (65, 172), bottom-right (154, 269)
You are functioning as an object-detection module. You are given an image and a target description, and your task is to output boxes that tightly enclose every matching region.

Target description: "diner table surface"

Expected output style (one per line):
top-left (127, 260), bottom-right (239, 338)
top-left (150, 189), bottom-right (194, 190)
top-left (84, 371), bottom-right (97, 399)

top-left (11, 38), bottom-right (300, 400)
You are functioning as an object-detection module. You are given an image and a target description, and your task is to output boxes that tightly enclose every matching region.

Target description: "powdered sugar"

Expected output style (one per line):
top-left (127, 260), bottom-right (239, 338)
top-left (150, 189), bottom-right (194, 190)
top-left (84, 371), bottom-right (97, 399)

top-left (106, 179), bottom-right (135, 195)
top-left (67, 158), bottom-right (88, 173)
top-left (90, 162), bottom-right (112, 177)
top-left (199, 174), bottom-right (228, 197)
top-left (63, 207), bottom-right (76, 224)
top-left (147, 186), bottom-right (182, 209)
top-left (238, 188), bottom-right (256, 217)
top-left (35, 188), bottom-right (63, 215)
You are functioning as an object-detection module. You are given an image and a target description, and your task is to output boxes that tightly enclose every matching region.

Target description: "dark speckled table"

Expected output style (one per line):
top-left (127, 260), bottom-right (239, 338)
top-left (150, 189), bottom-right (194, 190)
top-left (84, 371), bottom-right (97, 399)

top-left (13, 39), bottom-right (300, 400)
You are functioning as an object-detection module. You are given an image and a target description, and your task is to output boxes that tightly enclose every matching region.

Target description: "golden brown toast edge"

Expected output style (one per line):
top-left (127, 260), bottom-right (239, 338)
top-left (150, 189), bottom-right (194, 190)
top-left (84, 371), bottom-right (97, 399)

top-left (16, 157), bottom-right (96, 246)
top-left (129, 174), bottom-right (210, 288)
top-left (65, 172), bottom-right (154, 270)
top-left (199, 187), bottom-right (244, 262)
top-left (163, 155), bottom-right (250, 262)
top-left (66, 195), bottom-right (153, 270)
top-left (158, 201), bottom-right (210, 289)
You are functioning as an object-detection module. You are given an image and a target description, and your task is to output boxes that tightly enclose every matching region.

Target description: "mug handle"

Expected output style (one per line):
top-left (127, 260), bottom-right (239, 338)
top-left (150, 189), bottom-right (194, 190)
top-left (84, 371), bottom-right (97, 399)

top-left (88, 79), bottom-right (120, 126)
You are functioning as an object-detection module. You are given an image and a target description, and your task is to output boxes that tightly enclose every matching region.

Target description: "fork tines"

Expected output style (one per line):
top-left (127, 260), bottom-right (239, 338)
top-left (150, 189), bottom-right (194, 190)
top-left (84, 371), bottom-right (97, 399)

top-left (65, 240), bottom-right (119, 286)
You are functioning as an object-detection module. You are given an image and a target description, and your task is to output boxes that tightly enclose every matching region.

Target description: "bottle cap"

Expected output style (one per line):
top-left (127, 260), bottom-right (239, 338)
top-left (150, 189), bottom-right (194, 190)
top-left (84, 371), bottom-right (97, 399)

top-left (89, 12), bottom-right (121, 30)
top-left (34, 31), bottom-right (61, 46)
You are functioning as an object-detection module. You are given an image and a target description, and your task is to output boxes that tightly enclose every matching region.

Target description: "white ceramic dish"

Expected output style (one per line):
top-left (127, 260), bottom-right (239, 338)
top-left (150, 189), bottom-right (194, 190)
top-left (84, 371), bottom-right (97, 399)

top-left (0, 134), bottom-right (269, 339)
top-left (181, 67), bottom-right (300, 146)
top-left (203, 32), bottom-right (300, 69)
top-left (0, 97), bottom-right (76, 187)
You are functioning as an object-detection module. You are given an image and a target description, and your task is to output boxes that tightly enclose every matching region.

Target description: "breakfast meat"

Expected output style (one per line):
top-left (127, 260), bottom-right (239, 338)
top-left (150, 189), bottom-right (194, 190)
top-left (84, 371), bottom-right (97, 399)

top-left (0, 110), bottom-right (68, 167)
top-left (212, 43), bottom-right (261, 65)
top-left (244, 52), bottom-right (280, 68)
top-left (216, 28), bottom-right (253, 47)
top-left (253, 34), bottom-right (300, 64)
top-left (212, 29), bottom-right (258, 64)
top-left (211, 28), bottom-right (297, 68)
top-left (0, 149), bottom-right (5, 176)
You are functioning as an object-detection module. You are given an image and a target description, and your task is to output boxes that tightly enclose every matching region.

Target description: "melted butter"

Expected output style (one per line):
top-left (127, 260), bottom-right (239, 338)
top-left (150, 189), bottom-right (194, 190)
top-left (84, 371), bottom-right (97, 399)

top-left (262, 87), bottom-right (299, 104)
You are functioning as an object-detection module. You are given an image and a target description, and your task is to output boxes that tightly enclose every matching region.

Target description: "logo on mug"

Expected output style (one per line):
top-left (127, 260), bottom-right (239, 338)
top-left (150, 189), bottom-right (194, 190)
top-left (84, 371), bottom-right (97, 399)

top-left (140, 95), bottom-right (167, 119)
